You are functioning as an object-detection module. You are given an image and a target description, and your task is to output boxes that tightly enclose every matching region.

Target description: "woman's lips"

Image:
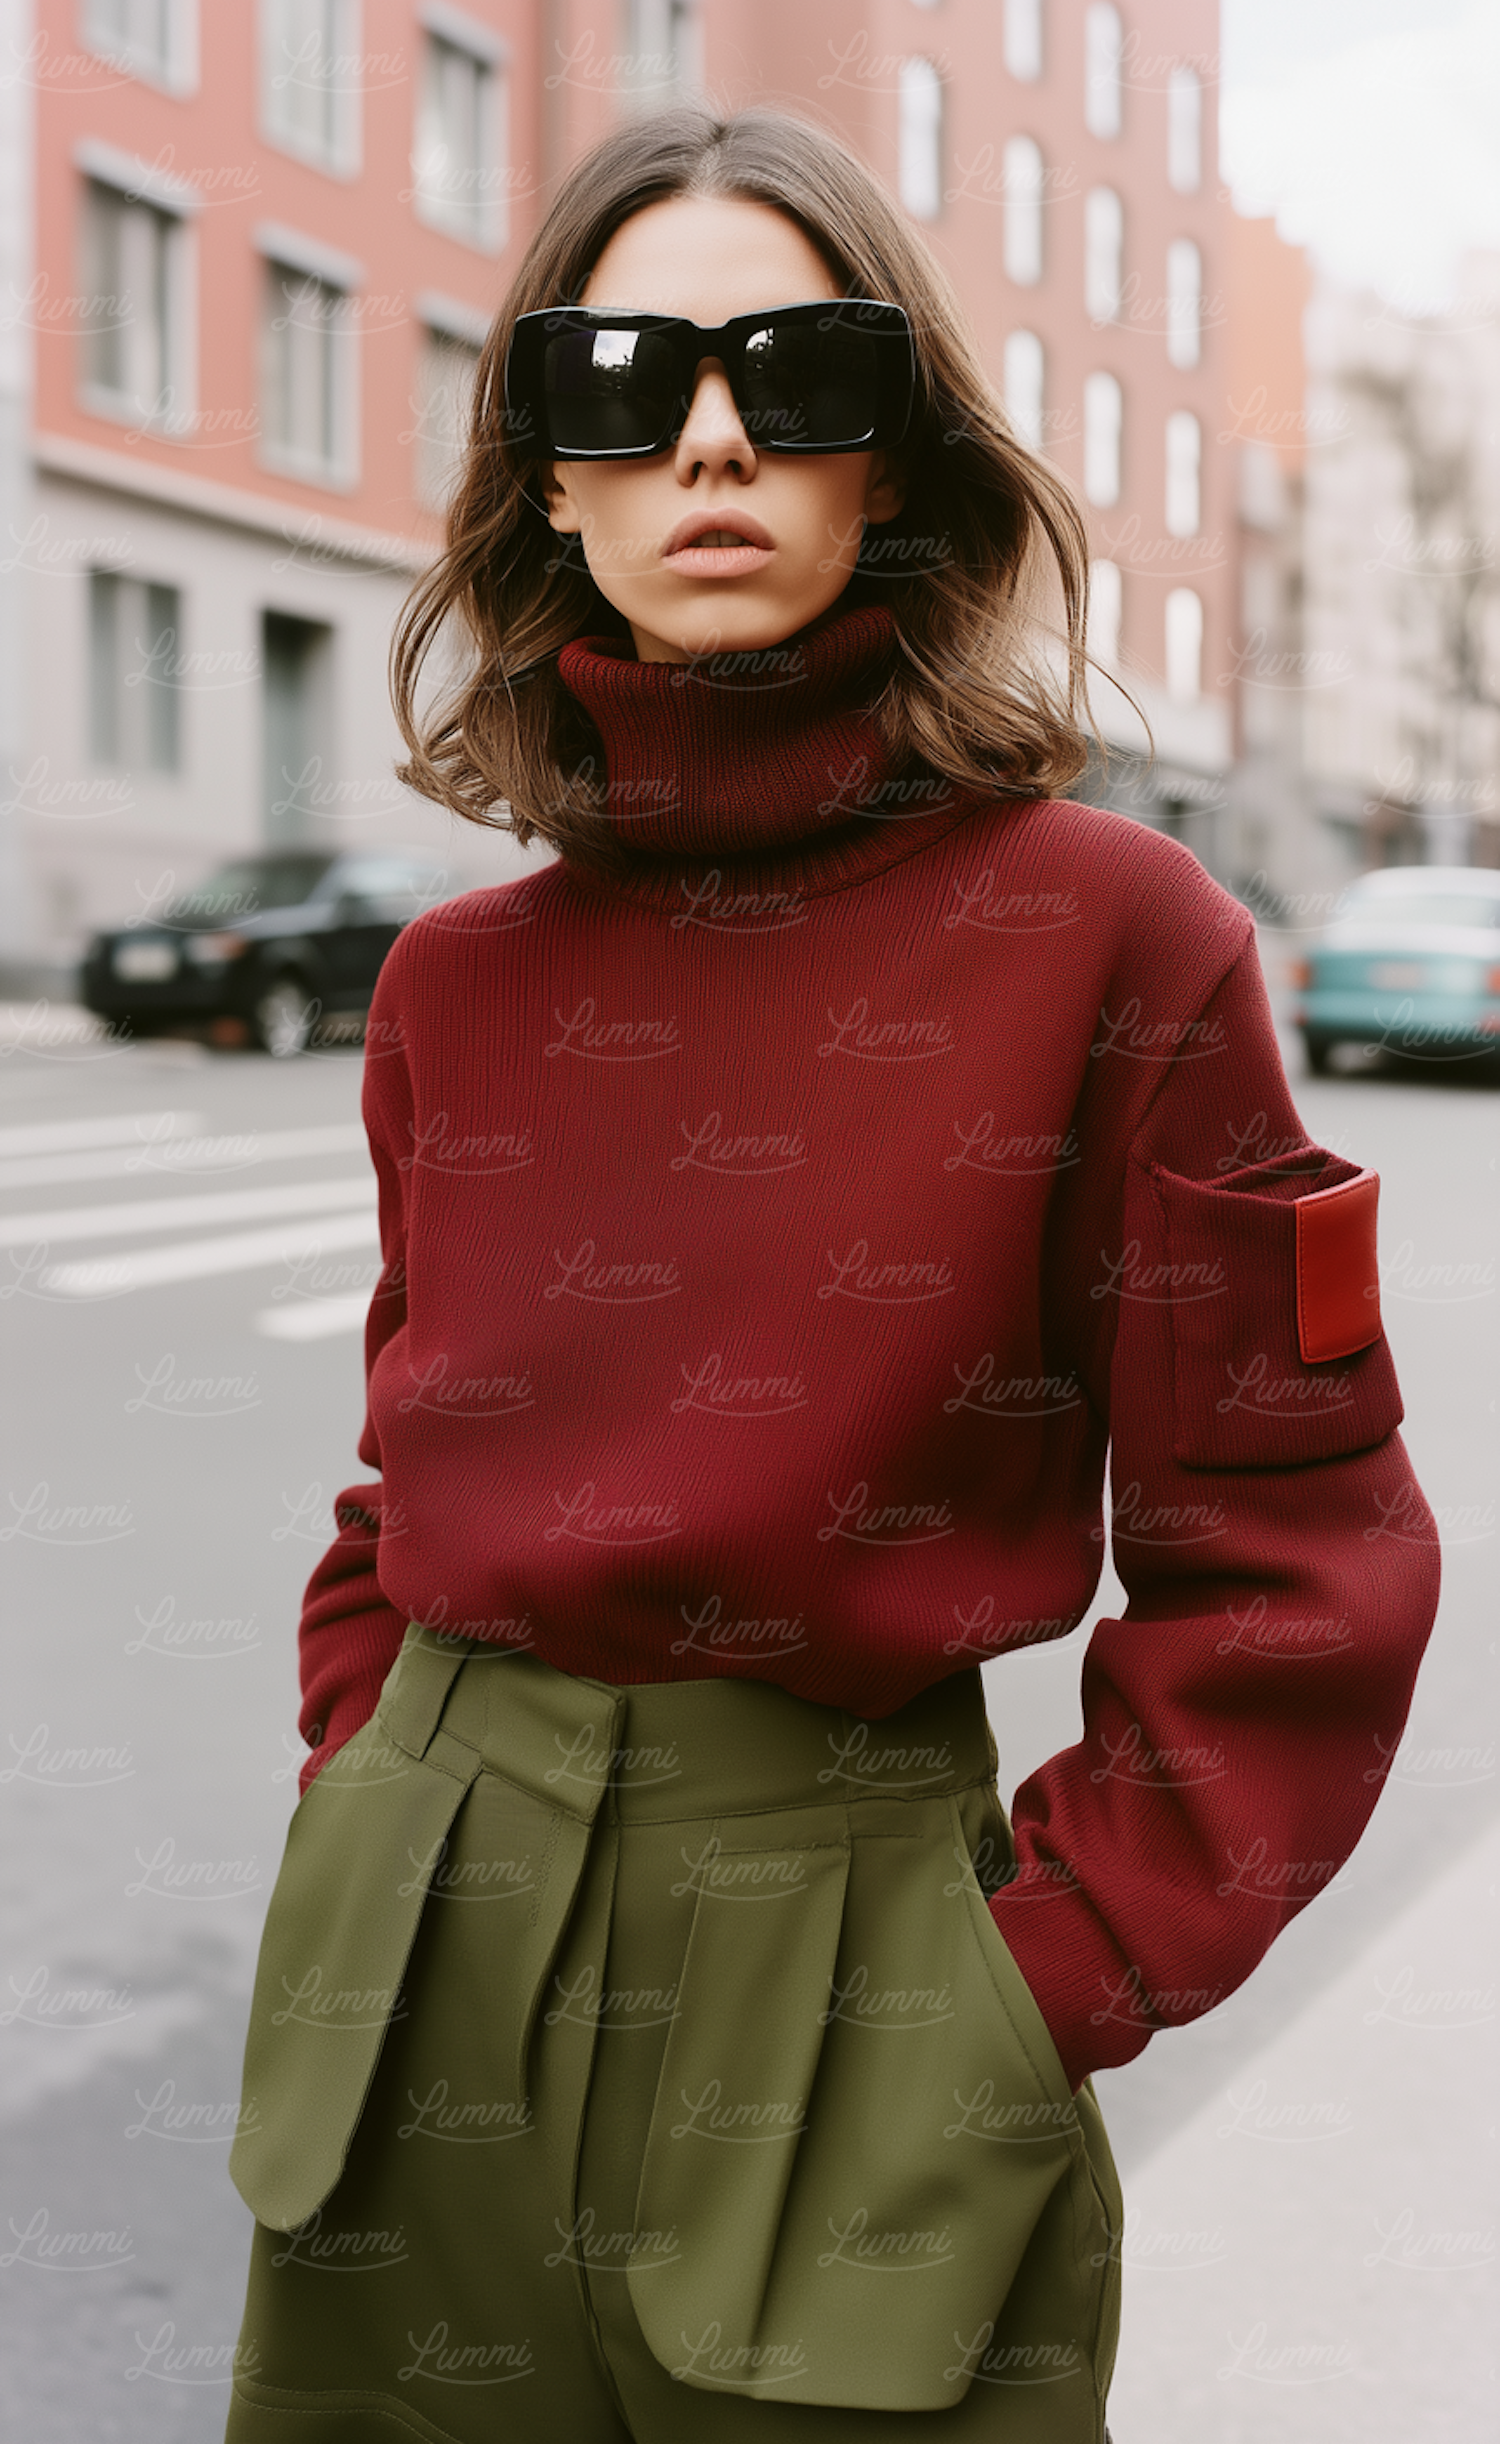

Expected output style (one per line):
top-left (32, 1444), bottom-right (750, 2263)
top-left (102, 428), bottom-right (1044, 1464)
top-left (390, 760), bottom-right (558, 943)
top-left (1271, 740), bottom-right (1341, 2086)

top-left (660, 541), bottom-right (774, 577)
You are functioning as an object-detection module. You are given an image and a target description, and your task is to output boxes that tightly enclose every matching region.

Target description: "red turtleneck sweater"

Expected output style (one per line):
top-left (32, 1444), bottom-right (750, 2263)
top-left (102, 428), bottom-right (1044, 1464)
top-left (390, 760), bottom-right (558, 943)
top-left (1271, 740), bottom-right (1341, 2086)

top-left (297, 603), bottom-right (1438, 2095)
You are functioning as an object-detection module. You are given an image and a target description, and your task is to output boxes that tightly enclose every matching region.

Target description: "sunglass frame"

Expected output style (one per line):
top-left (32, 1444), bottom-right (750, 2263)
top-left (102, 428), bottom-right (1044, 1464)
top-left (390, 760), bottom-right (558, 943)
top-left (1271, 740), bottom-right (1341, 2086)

top-left (504, 297), bottom-right (917, 461)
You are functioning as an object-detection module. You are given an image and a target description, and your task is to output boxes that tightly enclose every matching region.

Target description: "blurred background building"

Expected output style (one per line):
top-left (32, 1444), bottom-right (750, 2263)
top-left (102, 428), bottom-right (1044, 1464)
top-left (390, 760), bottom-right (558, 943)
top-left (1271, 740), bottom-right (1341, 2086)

top-left (0, 0), bottom-right (1493, 984)
top-left (1301, 250), bottom-right (1500, 876)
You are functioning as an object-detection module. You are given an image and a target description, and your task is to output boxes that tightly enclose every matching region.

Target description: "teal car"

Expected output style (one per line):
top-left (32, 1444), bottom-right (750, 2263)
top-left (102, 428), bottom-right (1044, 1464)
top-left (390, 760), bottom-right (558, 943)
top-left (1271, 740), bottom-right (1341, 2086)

top-left (1292, 866), bottom-right (1500, 1079)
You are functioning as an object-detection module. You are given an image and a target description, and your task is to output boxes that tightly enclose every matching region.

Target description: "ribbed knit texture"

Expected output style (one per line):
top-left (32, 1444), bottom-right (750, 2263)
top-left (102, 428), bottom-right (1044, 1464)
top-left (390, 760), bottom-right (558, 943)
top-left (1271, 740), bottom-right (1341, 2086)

top-left (297, 600), bottom-right (1439, 2095)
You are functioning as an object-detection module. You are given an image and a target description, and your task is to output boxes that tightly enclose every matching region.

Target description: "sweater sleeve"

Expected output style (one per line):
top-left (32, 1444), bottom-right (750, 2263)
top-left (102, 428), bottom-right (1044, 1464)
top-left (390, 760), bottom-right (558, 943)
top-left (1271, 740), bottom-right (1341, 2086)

top-left (294, 951), bottom-right (416, 1794)
top-left (988, 930), bottom-right (1441, 2094)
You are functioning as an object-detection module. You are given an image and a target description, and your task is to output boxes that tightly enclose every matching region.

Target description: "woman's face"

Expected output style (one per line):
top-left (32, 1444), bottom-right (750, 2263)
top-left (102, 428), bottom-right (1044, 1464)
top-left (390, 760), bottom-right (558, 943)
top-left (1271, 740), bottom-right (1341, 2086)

top-left (540, 194), bottom-right (907, 663)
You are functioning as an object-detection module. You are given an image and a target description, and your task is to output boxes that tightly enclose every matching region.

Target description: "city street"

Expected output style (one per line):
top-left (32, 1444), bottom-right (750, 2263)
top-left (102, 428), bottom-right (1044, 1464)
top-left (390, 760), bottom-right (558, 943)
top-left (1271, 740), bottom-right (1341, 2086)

top-left (0, 970), bottom-right (1494, 2441)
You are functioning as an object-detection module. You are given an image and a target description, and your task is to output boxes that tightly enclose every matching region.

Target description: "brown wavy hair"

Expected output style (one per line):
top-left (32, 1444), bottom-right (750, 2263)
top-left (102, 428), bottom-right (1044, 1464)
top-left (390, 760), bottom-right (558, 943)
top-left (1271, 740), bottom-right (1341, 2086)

top-left (391, 99), bottom-right (1098, 883)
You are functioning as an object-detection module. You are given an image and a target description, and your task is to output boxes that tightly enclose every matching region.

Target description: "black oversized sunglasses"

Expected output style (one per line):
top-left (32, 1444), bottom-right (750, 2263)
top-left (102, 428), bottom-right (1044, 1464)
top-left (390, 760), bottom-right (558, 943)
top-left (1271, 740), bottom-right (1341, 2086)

top-left (504, 297), bottom-right (916, 461)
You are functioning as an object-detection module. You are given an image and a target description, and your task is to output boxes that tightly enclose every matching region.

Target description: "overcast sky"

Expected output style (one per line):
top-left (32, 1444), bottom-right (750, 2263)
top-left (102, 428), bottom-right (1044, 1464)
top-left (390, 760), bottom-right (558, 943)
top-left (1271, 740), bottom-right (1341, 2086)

top-left (1220, 0), bottom-right (1500, 304)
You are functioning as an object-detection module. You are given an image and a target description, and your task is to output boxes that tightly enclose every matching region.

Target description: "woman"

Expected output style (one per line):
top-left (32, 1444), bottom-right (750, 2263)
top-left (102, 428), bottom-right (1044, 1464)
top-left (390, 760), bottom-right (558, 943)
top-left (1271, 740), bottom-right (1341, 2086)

top-left (225, 102), bottom-right (1439, 2443)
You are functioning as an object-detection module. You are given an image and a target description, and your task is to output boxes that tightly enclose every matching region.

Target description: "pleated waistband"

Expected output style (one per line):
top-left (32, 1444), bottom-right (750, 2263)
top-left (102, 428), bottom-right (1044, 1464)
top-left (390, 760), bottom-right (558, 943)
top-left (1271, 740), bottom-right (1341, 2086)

top-left (378, 1622), bottom-right (999, 1827)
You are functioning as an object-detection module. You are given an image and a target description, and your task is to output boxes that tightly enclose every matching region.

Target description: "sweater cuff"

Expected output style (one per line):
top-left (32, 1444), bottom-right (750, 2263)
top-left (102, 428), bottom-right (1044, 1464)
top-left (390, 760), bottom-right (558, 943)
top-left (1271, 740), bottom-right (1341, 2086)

top-left (297, 1662), bottom-right (391, 1796)
top-left (987, 1879), bottom-right (1157, 2096)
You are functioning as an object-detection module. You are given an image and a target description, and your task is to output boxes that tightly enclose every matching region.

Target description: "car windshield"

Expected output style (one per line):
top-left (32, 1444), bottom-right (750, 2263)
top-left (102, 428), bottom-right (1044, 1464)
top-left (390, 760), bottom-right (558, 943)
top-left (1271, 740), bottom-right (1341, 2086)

top-left (163, 855), bottom-right (336, 923)
top-left (1339, 892), bottom-right (1500, 930)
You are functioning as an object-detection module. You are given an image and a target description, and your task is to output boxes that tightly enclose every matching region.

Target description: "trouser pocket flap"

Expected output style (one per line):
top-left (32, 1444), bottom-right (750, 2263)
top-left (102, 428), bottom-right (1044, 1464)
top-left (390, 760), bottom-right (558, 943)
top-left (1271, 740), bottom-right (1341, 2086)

top-left (229, 1714), bottom-right (480, 2233)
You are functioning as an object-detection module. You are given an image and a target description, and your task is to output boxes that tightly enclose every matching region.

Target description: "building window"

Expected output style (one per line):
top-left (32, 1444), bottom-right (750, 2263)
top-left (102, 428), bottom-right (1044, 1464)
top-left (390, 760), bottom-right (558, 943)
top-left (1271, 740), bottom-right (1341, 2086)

top-left (413, 18), bottom-right (508, 252)
top-left (898, 59), bottom-right (944, 220)
top-left (1165, 409), bottom-right (1201, 536)
top-left (1003, 136), bottom-right (1044, 285)
top-left (261, 0), bottom-right (360, 175)
top-left (1168, 67), bottom-right (1202, 192)
top-left (1083, 370), bottom-right (1122, 505)
top-left (82, 0), bottom-right (196, 92)
top-left (1003, 0), bottom-right (1042, 80)
top-left (1166, 238), bottom-right (1202, 368)
top-left (1003, 330), bottom-right (1045, 452)
top-left (1084, 187), bottom-right (1123, 323)
top-left (261, 258), bottom-right (356, 486)
top-left (1088, 558), bottom-right (1122, 668)
top-left (618, 0), bottom-right (703, 106)
top-left (89, 571), bottom-right (181, 772)
top-left (414, 326), bottom-right (481, 511)
top-left (79, 177), bottom-right (194, 432)
top-left (262, 611), bottom-right (334, 843)
top-left (1084, 3), bottom-right (1122, 139)
top-left (1165, 588), bottom-right (1203, 701)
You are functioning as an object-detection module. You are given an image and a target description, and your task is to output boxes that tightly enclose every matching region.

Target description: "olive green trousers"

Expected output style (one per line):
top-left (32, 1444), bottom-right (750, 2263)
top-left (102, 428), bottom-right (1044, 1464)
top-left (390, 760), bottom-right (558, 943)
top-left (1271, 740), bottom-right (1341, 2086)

top-left (225, 1626), bottom-right (1122, 2439)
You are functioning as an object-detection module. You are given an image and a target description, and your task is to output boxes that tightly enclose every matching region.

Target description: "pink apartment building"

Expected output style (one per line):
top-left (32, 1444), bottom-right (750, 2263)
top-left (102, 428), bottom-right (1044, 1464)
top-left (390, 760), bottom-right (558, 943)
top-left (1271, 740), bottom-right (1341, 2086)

top-left (1, 0), bottom-right (1235, 966)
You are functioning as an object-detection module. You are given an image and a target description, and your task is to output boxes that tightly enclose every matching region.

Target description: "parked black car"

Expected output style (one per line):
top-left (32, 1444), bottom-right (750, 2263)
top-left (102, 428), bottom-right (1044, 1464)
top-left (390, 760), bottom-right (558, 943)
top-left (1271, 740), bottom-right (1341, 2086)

top-left (79, 848), bottom-right (461, 1055)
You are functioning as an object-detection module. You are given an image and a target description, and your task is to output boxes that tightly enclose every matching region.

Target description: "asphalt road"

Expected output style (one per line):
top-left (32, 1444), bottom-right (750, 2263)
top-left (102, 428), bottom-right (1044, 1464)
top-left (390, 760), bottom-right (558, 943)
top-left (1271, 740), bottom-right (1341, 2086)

top-left (0, 972), bottom-right (1493, 2441)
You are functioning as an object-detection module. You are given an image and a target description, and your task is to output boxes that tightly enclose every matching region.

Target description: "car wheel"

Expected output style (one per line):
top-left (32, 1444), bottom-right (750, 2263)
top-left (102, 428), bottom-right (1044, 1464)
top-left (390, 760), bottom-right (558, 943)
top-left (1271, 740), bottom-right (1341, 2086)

top-left (253, 973), bottom-right (317, 1058)
top-left (1300, 1030), bottom-right (1335, 1077)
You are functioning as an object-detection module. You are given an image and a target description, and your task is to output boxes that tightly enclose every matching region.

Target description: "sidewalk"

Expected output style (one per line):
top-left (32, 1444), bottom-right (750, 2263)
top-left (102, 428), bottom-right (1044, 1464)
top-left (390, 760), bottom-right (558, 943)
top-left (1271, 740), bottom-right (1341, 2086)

top-left (1102, 1812), bottom-right (1499, 2442)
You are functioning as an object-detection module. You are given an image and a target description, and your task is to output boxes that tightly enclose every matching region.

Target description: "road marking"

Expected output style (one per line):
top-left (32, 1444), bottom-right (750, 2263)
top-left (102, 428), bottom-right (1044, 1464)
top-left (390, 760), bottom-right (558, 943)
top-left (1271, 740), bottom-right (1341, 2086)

top-left (0, 1176), bottom-right (375, 1250)
top-left (0, 1110), bottom-right (201, 1157)
top-left (255, 1291), bottom-right (375, 1341)
top-left (0, 1122), bottom-right (369, 1194)
top-left (41, 1211), bottom-right (381, 1297)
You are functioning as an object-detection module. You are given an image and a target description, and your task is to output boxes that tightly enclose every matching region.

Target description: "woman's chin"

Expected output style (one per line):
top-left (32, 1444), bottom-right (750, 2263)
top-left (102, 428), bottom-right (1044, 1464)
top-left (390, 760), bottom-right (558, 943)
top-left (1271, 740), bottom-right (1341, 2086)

top-left (622, 588), bottom-right (858, 663)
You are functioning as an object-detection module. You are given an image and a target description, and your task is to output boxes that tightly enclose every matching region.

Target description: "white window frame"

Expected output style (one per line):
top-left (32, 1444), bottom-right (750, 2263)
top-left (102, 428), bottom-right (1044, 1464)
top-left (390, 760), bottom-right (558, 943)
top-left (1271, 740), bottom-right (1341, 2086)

top-left (88, 569), bottom-right (184, 773)
top-left (1166, 238), bottom-right (1202, 369)
top-left (260, 0), bottom-right (363, 179)
top-left (412, 4), bottom-right (511, 254)
top-left (618, 0), bottom-right (704, 105)
top-left (80, 0), bottom-right (198, 95)
top-left (1087, 557), bottom-right (1122, 669)
top-left (1084, 2), bottom-right (1123, 139)
top-left (1165, 586), bottom-right (1203, 702)
top-left (413, 318), bottom-right (483, 513)
top-left (76, 147), bottom-right (200, 437)
top-left (1165, 408), bottom-right (1201, 537)
top-left (1167, 67), bottom-right (1202, 194)
top-left (898, 58), bottom-right (944, 221)
top-left (1084, 186), bottom-right (1123, 323)
top-left (1003, 329), bottom-right (1045, 453)
top-left (255, 223), bottom-right (364, 490)
top-left (1003, 136), bottom-right (1044, 285)
top-left (1003, 0), bottom-right (1042, 81)
top-left (1082, 369), bottom-right (1122, 506)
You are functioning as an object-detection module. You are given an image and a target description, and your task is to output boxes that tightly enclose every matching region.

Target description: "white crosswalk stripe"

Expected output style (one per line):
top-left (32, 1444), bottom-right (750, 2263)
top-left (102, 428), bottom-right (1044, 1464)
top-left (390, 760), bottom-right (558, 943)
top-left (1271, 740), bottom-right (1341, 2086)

top-left (0, 1108), bottom-right (201, 1156)
top-left (0, 1121), bottom-right (368, 1194)
top-left (0, 1103), bottom-right (381, 1324)
top-left (41, 1211), bottom-right (381, 1298)
top-left (255, 1289), bottom-right (378, 1341)
top-left (0, 1175), bottom-right (375, 1251)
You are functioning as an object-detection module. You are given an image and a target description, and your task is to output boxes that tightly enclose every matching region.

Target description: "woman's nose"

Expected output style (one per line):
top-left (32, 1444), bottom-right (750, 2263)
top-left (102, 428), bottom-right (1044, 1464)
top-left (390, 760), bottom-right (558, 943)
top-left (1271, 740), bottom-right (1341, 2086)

top-left (672, 357), bottom-right (757, 475)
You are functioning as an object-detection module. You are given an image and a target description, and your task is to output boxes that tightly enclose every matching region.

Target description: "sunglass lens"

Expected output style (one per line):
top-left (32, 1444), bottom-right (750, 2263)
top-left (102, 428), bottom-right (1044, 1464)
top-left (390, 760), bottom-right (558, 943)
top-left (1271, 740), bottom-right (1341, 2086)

top-left (741, 321), bottom-right (879, 446)
top-left (543, 325), bottom-right (679, 452)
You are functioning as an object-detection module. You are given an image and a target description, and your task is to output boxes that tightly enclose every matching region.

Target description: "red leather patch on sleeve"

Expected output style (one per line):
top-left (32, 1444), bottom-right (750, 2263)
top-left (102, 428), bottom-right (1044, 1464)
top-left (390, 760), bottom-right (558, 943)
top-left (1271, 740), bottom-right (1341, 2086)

top-left (1295, 1168), bottom-right (1382, 1363)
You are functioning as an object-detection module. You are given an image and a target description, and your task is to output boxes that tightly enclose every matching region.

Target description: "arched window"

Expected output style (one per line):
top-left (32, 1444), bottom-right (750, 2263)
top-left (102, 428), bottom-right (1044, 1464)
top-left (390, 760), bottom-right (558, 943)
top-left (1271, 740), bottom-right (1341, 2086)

top-left (1088, 558), bottom-right (1122, 668)
top-left (1165, 409), bottom-right (1201, 535)
top-left (1083, 370), bottom-right (1122, 505)
top-left (1084, 187), bottom-right (1123, 322)
top-left (1003, 135), bottom-right (1044, 284)
top-left (1084, 3), bottom-right (1122, 138)
top-left (1004, 0), bottom-right (1042, 80)
top-left (1166, 239), bottom-right (1202, 368)
top-left (898, 59), bottom-right (944, 221)
top-left (1004, 329), bottom-right (1045, 451)
top-left (1168, 67), bottom-right (1202, 193)
top-left (1165, 587), bottom-right (1203, 700)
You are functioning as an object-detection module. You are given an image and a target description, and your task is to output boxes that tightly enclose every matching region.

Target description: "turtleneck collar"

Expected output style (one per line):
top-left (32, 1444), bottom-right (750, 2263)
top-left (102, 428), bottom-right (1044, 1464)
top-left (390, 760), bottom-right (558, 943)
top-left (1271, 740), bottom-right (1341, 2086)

top-left (551, 600), bottom-right (982, 913)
